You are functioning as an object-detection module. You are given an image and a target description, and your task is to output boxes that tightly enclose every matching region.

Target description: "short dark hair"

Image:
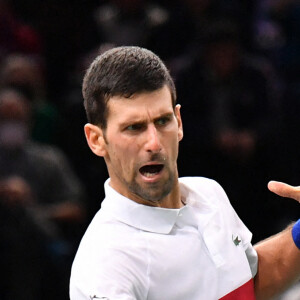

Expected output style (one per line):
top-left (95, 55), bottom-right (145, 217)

top-left (82, 46), bottom-right (176, 128)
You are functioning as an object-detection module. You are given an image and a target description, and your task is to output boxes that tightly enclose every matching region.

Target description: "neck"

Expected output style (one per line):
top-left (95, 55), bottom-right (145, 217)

top-left (134, 179), bottom-right (183, 209)
top-left (157, 180), bottom-right (183, 209)
top-left (109, 177), bottom-right (183, 209)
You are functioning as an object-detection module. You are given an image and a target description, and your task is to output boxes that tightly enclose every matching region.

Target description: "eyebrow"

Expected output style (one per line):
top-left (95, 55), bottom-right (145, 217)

top-left (153, 112), bottom-right (174, 122)
top-left (119, 112), bottom-right (174, 128)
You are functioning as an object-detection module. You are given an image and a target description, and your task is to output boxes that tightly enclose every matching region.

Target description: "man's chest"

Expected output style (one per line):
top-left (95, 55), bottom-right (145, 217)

top-left (144, 223), bottom-right (253, 300)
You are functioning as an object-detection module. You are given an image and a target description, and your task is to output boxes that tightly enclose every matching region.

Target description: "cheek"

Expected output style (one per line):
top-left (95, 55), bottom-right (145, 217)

top-left (164, 132), bottom-right (180, 155)
top-left (110, 142), bottom-right (138, 168)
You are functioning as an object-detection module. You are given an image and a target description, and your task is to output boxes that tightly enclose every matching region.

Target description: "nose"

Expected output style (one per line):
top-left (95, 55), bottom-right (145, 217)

top-left (145, 125), bottom-right (162, 153)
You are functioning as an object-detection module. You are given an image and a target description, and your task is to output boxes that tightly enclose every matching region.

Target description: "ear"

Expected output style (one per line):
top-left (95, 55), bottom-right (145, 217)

top-left (175, 104), bottom-right (183, 141)
top-left (84, 123), bottom-right (107, 157)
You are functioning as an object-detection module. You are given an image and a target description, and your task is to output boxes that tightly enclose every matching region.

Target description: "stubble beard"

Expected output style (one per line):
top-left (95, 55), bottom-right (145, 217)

top-left (128, 164), bottom-right (176, 204)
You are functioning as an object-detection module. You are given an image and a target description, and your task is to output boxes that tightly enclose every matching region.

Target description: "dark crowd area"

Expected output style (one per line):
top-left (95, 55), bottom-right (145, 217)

top-left (0, 0), bottom-right (299, 299)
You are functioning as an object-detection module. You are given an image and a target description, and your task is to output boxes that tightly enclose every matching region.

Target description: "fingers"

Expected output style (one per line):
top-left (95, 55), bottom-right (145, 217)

top-left (268, 181), bottom-right (300, 202)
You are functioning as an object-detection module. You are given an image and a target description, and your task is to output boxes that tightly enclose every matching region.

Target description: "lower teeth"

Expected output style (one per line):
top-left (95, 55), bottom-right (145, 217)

top-left (144, 172), bottom-right (158, 178)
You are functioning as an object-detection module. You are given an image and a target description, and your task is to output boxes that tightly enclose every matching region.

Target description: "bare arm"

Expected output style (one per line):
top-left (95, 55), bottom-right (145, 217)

top-left (254, 224), bottom-right (300, 299)
top-left (254, 181), bottom-right (300, 300)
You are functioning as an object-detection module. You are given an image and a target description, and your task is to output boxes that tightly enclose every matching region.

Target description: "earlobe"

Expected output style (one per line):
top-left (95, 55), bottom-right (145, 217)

top-left (84, 123), bottom-right (107, 157)
top-left (175, 104), bottom-right (184, 141)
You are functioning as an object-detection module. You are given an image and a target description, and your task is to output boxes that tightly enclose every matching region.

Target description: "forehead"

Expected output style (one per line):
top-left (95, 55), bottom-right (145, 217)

top-left (106, 86), bottom-right (173, 124)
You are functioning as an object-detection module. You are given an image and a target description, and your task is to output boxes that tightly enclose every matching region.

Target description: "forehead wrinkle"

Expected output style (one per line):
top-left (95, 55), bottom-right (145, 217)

top-left (110, 101), bottom-right (168, 119)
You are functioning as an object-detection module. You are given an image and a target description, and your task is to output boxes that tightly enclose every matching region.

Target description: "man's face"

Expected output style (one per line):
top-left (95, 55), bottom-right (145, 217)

top-left (101, 85), bottom-right (183, 206)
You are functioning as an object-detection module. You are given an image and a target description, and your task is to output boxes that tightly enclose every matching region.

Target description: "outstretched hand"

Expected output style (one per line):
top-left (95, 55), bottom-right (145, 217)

top-left (268, 181), bottom-right (300, 202)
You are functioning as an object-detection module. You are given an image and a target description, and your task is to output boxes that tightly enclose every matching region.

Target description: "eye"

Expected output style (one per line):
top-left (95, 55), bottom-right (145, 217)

top-left (155, 116), bottom-right (171, 126)
top-left (126, 123), bottom-right (144, 131)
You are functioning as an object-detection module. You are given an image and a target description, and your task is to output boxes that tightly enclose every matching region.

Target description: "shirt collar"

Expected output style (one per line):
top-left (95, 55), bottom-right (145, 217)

top-left (101, 178), bottom-right (217, 234)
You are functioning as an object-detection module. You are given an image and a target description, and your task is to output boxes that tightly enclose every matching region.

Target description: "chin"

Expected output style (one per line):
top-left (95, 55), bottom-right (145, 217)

top-left (139, 182), bottom-right (174, 203)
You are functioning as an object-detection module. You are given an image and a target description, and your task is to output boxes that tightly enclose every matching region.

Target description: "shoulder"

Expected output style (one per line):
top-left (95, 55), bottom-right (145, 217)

top-left (70, 212), bottom-right (149, 299)
top-left (179, 176), bottom-right (252, 237)
top-left (75, 211), bottom-right (144, 255)
top-left (179, 176), bottom-right (222, 190)
top-left (179, 176), bottom-right (230, 205)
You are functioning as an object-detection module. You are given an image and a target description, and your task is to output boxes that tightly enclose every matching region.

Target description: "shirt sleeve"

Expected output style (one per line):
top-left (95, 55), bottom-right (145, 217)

top-left (245, 243), bottom-right (258, 277)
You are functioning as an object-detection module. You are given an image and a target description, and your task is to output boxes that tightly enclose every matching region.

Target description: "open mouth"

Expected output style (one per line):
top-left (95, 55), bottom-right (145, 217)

top-left (139, 164), bottom-right (164, 178)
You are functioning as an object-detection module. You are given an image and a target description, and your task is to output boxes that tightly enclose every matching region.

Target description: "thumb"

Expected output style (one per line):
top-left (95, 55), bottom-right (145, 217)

top-left (268, 181), bottom-right (300, 202)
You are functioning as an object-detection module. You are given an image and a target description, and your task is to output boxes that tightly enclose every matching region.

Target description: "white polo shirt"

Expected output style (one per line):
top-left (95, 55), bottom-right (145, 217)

top-left (70, 177), bottom-right (258, 300)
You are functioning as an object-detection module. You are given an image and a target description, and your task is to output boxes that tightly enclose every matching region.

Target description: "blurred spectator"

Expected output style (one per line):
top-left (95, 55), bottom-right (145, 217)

top-left (58, 45), bottom-right (111, 221)
top-left (254, 0), bottom-right (300, 80)
top-left (176, 19), bottom-right (285, 242)
top-left (179, 0), bottom-right (254, 47)
top-left (268, 0), bottom-right (300, 183)
top-left (281, 79), bottom-right (300, 183)
top-left (0, 0), bottom-right (42, 59)
top-left (0, 88), bottom-right (85, 299)
top-left (269, 0), bottom-right (300, 79)
top-left (94, 0), bottom-right (193, 61)
top-left (94, 0), bottom-right (149, 46)
top-left (143, 0), bottom-right (195, 62)
top-left (0, 53), bottom-right (60, 144)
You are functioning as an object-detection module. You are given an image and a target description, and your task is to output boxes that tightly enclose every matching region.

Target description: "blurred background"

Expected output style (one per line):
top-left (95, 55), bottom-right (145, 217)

top-left (0, 0), bottom-right (299, 299)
